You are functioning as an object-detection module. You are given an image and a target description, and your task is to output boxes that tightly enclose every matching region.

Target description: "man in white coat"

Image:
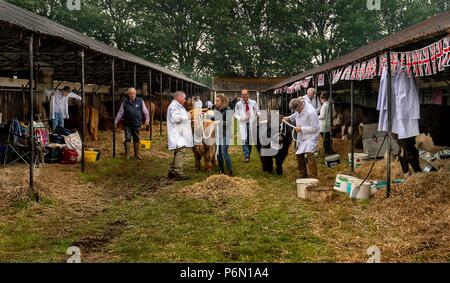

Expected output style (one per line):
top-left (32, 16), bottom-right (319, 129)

top-left (283, 97), bottom-right (320, 178)
top-left (45, 86), bottom-right (82, 129)
top-left (304, 88), bottom-right (322, 115)
top-left (234, 89), bottom-right (260, 162)
top-left (167, 91), bottom-right (193, 181)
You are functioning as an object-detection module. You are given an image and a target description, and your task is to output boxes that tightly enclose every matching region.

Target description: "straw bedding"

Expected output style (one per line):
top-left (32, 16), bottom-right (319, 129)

top-left (179, 175), bottom-right (258, 202)
top-left (310, 171), bottom-right (450, 262)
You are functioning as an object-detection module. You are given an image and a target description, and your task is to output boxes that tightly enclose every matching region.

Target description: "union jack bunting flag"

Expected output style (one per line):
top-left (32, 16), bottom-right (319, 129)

top-left (443, 35), bottom-right (450, 68)
top-left (378, 53), bottom-right (387, 76)
top-left (422, 47), bottom-right (432, 76)
top-left (317, 73), bottom-right (325, 86)
top-left (358, 61), bottom-right (366, 80)
top-left (399, 52), bottom-right (406, 74)
top-left (429, 42), bottom-right (437, 75)
top-left (405, 52), bottom-right (413, 77)
top-left (369, 57), bottom-right (378, 79)
top-left (436, 38), bottom-right (445, 72)
top-left (351, 63), bottom-right (359, 80)
top-left (341, 65), bottom-right (353, 80)
top-left (332, 68), bottom-right (343, 84)
top-left (390, 52), bottom-right (399, 75)
top-left (412, 49), bottom-right (421, 77)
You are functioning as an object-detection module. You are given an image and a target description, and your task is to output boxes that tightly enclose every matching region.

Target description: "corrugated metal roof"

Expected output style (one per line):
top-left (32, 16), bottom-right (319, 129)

top-left (266, 10), bottom-right (450, 92)
top-left (0, 0), bottom-right (208, 88)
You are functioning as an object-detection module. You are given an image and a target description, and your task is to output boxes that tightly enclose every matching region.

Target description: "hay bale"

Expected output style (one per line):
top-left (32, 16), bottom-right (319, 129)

top-left (179, 175), bottom-right (258, 201)
top-left (416, 134), bottom-right (448, 154)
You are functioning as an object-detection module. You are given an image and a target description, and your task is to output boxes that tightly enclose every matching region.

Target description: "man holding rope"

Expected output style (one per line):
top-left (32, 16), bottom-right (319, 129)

top-left (283, 97), bottom-right (320, 179)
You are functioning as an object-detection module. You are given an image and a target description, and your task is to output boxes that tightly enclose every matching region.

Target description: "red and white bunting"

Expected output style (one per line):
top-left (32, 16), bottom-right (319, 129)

top-left (301, 76), bottom-right (312, 88)
top-left (351, 63), bottom-right (359, 80)
top-left (412, 49), bottom-right (421, 77)
top-left (436, 38), bottom-right (445, 72)
top-left (399, 52), bottom-right (405, 73)
top-left (332, 68), bottom-right (343, 84)
top-left (390, 52), bottom-right (399, 74)
top-left (370, 57), bottom-right (378, 79)
top-left (422, 47), bottom-right (432, 76)
top-left (378, 53), bottom-right (387, 76)
top-left (405, 52), bottom-right (413, 77)
top-left (443, 35), bottom-right (450, 67)
top-left (429, 42), bottom-right (437, 75)
top-left (317, 73), bottom-right (325, 87)
top-left (341, 65), bottom-right (353, 80)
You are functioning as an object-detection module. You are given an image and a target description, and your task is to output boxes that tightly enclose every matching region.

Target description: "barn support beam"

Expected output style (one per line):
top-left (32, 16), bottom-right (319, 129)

top-left (160, 72), bottom-right (163, 137)
top-left (133, 64), bottom-right (137, 89)
top-left (112, 58), bottom-right (116, 158)
top-left (148, 69), bottom-right (153, 141)
top-left (28, 34), bottom-right (36, 198)
top-left (350, 80), bottom-right (355, 173)
top-left (328, 72), bottom-right (333, 156)
top-left (386, 52), bottom-right (393, 198)
top-left (80, 49), bottom-right (85, 173)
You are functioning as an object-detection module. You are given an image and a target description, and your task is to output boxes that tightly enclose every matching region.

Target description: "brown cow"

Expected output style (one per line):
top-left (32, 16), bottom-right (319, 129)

top-left (192, 111), bottom-right (217, 173)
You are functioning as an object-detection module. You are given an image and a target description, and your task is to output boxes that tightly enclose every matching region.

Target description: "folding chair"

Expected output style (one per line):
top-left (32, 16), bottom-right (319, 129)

top-left (3, 118), bottom-right (42, 167)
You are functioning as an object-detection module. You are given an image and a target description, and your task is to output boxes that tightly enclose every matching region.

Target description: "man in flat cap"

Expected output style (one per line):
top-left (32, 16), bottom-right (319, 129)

top-left (283, 97), bottom-right (320, 178)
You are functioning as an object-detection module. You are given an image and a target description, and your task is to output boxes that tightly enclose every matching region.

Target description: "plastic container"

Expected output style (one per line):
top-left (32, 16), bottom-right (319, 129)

top-left (348, 153), bottom-right (369, 168)
top-left (296, 179), bottom-right (319, 199)
top-left (140, 140), bottom-right (152, 150)
top-left (84, 150), bottom-right (98, 163)
top-left (325, 154), bottom-right (341, 168)
top-left (61, 148), bottom-right (78, 165)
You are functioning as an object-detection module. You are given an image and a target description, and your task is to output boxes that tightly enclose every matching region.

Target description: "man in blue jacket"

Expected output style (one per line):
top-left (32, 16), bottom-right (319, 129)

top-left (115, 88), bottom-right (150, 160)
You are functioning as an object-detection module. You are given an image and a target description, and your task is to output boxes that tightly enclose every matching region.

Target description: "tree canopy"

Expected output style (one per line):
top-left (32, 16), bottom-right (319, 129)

top-left (6, 0), bottom-right (449, 85)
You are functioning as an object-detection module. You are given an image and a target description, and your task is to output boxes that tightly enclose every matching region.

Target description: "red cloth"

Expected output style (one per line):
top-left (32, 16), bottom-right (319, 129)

top-left (245, 101), bottom-right (250, 112)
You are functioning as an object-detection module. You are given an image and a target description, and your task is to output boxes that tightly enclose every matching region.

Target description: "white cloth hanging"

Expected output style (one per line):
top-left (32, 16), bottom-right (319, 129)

top-left (377, 66), bottom-right (420, 139)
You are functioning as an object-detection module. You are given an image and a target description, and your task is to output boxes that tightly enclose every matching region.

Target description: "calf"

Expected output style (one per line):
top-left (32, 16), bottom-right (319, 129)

top-left (256, 114), bottom-right (293, 175)
top-left (192, 112), bottom-right (217, 173)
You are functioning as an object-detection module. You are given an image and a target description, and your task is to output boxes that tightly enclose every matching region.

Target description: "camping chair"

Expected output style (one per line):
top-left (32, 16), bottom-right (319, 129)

top-left (3, 118), bottom-right (44, 167)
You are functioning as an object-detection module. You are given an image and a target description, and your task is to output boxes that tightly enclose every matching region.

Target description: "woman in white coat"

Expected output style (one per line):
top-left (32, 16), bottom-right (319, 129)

top-left (233, 89), bottom-right (260, 162)
top-left (167, 91), bottom-right (193, 181)
top-left (283, 97), bottom-right (320, 178)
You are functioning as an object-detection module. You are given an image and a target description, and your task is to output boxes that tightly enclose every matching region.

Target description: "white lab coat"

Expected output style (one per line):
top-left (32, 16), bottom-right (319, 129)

top-left (167, 100), bottom-right (193, 151)
top-left (318, 101), bottom-right (331, 133)
top-left (194, 99), bottom-right (203, 109)
top-left (45, 89), bottom-right (81, 119)
top-left (304, 95), bottom-right (322, 114)
top-left (233, 99), bottom-right (260, 142)
top-left (288, 102), bottom-right (320, 155)
top-left (377, 67), bottom-right (420, 139)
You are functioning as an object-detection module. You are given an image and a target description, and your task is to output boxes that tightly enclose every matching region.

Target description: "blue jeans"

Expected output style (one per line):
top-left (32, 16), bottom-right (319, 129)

top-left (53, 112), bottom-right (64, 130)
top-left (242, 123), bottom-right (252, 159)
top-left (218, 142), bottom-right (233, 173)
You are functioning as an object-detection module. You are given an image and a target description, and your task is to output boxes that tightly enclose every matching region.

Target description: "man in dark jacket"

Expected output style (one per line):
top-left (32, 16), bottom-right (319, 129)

top-left (115, 88), bottom-right (150, 160)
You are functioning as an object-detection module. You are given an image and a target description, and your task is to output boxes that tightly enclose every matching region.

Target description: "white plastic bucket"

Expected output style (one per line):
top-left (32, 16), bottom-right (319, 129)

top-left (296, 179), bottom-right (319, 199)
top-left (349, 183), bottom-right (371, 200)
top-left (325, 154), bottom-right (341, 168)
top-left (348, 153), bottom-right (369, 168)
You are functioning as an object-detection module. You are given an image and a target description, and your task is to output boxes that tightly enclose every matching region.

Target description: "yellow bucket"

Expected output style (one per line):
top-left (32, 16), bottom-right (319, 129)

top-left (84, 150), bottom-right (98, 163)
top-left (140, 140), bottom-right (152, 150)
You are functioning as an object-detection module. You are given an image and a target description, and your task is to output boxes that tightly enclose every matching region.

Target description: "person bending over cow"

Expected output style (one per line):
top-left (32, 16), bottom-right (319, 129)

top-left (115, 88), bottom-right (150, 160)
top-left (234, 89), bottom-right (260, 163)
top-left (167, 91), bottom-right (194, 181)
top-left (283, 97), bottom-right (320, 179)
top-left (214, 93), bottom-right (233, 176)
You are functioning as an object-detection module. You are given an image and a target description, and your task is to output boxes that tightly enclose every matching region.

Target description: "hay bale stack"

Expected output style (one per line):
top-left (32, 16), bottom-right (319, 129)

top-left (179, 175), bottom-right (259, 201)
top-left (356, 157), bottom-right (403, 180)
